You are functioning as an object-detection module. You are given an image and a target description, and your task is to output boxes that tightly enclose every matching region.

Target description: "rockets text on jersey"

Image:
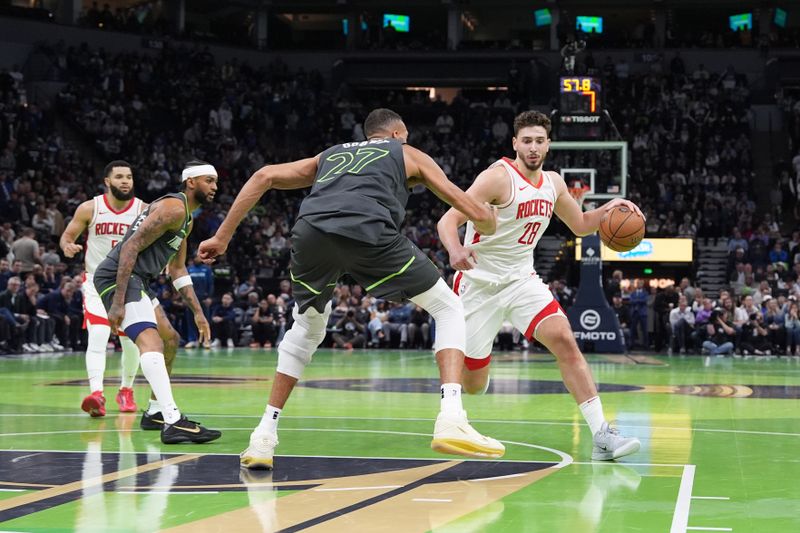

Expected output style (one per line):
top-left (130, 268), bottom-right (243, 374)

top-left (462, 158), bottom-right (557, 284)
top-left (84, 195), bottom-right (144, 276)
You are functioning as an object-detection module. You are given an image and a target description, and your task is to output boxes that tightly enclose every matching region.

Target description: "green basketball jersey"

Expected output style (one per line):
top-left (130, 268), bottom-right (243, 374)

top-left (296, 138), bottom-right (408, 245)
top-left (97, 192), bottom-right (192, 284)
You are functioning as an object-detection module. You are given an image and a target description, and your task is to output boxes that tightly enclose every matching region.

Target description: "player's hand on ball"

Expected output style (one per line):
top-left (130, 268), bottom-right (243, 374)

top-left (108, 303), bottom-right (125, 334)
top-left (195, 314), bottom-right (211, 345)
top-left (603, 198), bottom-right (644, 220)
top-left (450, 246), bottom-right (478, 271)
top-left (197, 236), bottom-right (228, 264)
top-left (62, 243), bottom-right (83, 258)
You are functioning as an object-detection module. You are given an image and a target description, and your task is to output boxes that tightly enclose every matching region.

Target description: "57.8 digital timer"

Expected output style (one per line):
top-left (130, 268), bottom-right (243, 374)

top-left (559, 76), bottom-right (601, 114)
top-left (556, 76), bottom-right (604, 139)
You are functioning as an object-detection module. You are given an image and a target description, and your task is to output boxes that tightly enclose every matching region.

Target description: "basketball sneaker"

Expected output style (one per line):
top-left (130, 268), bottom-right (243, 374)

top-left (81, 391), bottom-right (106, 417)
top-left (115, 387), bottom-right (137, 413)
top-left (431, 410), bottom-right (505, 459)
top-left (160, 416), bottom-right (221, 444)
top-left (591, 422), bottom-right (641, 461)
top-left (140, 410), bottom-right (165, 430)
top-left (240, 433), bottom-right (278, 470)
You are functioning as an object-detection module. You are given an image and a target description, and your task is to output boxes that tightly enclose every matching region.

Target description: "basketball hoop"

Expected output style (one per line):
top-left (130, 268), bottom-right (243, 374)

top-left (568, 182), bottom-right (591, 209)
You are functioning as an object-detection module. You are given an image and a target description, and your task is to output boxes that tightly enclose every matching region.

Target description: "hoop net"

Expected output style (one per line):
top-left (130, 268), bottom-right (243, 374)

top-left (568, 181), bottom-right (592, 209)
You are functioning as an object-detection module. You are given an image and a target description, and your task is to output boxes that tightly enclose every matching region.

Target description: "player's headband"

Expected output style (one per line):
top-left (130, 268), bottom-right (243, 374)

top-left (181, 164), bottom-right (217, 182)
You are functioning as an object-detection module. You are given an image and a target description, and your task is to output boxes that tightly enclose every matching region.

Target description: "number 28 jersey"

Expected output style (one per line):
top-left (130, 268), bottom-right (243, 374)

top-left (462, 158), bottom-right (557, 284)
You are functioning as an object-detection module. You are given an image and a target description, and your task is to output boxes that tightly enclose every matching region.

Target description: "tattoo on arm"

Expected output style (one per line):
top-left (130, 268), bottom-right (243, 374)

top-left (114, 204), bottom-right (182, 305)
top-left (179, 285), bottom-right (205, 317)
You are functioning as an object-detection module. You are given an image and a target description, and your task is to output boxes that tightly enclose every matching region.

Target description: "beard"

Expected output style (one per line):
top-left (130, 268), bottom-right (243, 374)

top-left (192, 188), bottom-right (213, 206)
top-left (518, 154), bottom-right (544, 172)
top-left (109, 184), bottom-right (134, 201)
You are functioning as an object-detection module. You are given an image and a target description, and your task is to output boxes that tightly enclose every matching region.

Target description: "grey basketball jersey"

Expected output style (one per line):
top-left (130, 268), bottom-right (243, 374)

top-left (97, 192), bottom-right (192, 283)
top-left (296, 138), bottom-right (408, 244)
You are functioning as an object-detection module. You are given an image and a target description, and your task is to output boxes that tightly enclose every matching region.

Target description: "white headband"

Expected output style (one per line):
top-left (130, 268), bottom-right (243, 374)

top-left (181, 164), bottom-right (218, 182)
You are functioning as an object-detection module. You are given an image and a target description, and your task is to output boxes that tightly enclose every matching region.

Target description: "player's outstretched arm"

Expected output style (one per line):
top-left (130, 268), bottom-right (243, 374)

top-left (404, 145), bottom-right (497, 236)
top-left (108, 199), bottom-right (184, 332)
top-left (198, 156), bottom-right (319, 262)
top-left (167, 236), bottom-right (211, 344)
top-left (60, 200), bottom-right (93, 258)
top-left (551, 172), bottom-right (644, 236)
top-left (437, 166), bottom-right (509, 270)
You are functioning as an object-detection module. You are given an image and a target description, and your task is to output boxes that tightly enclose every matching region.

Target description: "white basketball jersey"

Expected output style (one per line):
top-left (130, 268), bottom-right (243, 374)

top-left (85, 195), bottom-right (145, 275)
top-left (462, 158), bottom-right (557, 284)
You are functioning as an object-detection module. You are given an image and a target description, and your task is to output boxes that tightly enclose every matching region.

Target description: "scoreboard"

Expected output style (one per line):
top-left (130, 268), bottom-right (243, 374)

top-left (557, 76), bottom-right (603, 140)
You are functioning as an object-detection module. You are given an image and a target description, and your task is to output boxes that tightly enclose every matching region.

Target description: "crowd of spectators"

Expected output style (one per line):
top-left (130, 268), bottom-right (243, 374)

top-left (605, 226), bottom-right (800, 356)
top-left (0, 40), bottom-right (796, 355)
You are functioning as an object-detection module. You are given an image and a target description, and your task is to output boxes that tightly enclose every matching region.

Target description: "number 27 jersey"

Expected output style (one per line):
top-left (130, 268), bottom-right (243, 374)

top-left (462, 158), bottom-right (557, 284)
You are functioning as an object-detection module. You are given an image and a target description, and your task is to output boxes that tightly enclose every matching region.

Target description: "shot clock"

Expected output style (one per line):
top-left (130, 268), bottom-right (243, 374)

top-left (556, 76), bottom-right (604, 140)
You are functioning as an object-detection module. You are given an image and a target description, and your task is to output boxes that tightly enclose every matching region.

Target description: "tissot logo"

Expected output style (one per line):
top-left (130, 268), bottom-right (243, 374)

top-left (579, 309), bottom-right (601, 330)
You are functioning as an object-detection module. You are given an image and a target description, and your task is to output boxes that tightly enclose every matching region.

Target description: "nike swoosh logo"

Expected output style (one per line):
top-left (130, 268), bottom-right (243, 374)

top-left (519, 186), bottom-right (528, 191)
top-left (174, 424), bottom-right (201, 434)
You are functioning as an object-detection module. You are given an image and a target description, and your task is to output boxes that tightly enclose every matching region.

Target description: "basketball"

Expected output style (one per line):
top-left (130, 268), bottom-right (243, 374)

top-left (598, 206), bottom-right (645, 252)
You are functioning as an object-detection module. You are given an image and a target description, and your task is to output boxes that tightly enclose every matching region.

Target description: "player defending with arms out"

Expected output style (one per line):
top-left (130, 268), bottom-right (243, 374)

top-left (199, 108), bottom-right (503, 469)
top-left (93, 161), bottom-right (221, 444)
top-left (438, 111), bottom-right (642, 460)
top-left (60, 161), bottom-right (144, 417)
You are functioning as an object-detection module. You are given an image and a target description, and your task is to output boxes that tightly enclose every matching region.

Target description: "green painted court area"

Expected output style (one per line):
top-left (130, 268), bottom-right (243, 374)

top-left (1, 348), bottom-right (799, 532)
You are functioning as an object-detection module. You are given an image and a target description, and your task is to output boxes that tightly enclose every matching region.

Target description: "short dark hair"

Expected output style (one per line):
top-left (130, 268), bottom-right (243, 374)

top-left (103, 160), bottom-right (132, 178)
top-left (364, 108), bottom-right (403, 138)
top-left (513, 110), bottom-right (551, 137)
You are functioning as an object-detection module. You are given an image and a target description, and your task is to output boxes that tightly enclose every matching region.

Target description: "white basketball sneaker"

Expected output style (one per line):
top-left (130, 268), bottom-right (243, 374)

top-left (431, 410), bottom-right (505, 459)
top-left (240, 432), bottom-right (279, 470)
top-left (592, 422), bottom-right (640, 461)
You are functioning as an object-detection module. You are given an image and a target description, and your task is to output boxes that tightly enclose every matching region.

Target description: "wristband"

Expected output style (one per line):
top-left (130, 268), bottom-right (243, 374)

top-left (173, 275), bottom-right (193, 291)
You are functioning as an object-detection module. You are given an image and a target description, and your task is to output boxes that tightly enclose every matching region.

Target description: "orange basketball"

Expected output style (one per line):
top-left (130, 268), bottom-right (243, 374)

top-left (598, 206), bottom-right (645, 252)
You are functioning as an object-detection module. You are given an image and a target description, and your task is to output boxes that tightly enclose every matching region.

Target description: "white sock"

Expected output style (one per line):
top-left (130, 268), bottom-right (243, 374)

top-left (85, 323), bottom-right (109, 393)
top-left (579, 396), bottom-right (606, 435)
top-left (440, 383), bottom-right (463, 414)
top-left (119, 336), bottom-right (140, 389)
top-left (139, 352), bottom-right (180, 424)
top-left (147, 399), bottom-right (161, 415)
top-left (255, 405), bottom-right (282, 436)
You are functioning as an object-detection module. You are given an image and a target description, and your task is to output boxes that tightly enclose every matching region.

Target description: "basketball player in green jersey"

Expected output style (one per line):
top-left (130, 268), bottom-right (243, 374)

top-left (199, 108), bottom-right (504, 469)
top-left (94, 161), bottom-right (221, 444)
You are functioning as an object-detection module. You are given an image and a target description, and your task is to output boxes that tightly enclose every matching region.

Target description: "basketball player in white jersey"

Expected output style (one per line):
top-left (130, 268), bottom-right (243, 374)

top-left (60, 161), bottom-right (144, 417)
top-left (438, 111), bottom-right (642, 460)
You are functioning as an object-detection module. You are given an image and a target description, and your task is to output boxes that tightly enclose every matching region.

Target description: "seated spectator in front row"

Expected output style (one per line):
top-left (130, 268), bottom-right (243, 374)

top-left (785, 301), bottom-right (800, 356)
top-left (740, 312), bottom-right (772, 355)
top-left (383, 302), bottom-right (411, 348)
top-left (408, 305), bottom-right (431, 349)
top-left (251, 296), bottom-right (279, 349)
top-left (763, 297), bottom-right (786, 353)
top-left (363, 299), bottom-right (386, 347)
top-left (611, 293), bottom-right (631, 350)
top-left (702, 309), bottom-right (736, 356)
top-left (332, 309), bottom-right (367, 350)
top-left (669, 295), bottom-right (695, 354)
top-left (36, 281), bottom-right (77, 351)
top-left (210, 293), bottom-right (238, 348)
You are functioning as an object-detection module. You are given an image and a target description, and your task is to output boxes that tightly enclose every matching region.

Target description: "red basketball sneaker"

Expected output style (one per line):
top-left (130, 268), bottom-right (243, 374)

top-left (115, 387), bottom-right (137, 413)
top-left (81, 391), bottom-right (106, 417)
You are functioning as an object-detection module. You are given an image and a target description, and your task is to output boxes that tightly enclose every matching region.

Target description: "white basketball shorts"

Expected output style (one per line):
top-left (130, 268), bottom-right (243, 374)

top-left (453, 272), bottom-right (566, 369)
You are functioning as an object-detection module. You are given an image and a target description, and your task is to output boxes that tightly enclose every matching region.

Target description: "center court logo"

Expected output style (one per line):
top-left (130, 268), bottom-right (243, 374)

top-left (579, 309), bottom-right (601, 330)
